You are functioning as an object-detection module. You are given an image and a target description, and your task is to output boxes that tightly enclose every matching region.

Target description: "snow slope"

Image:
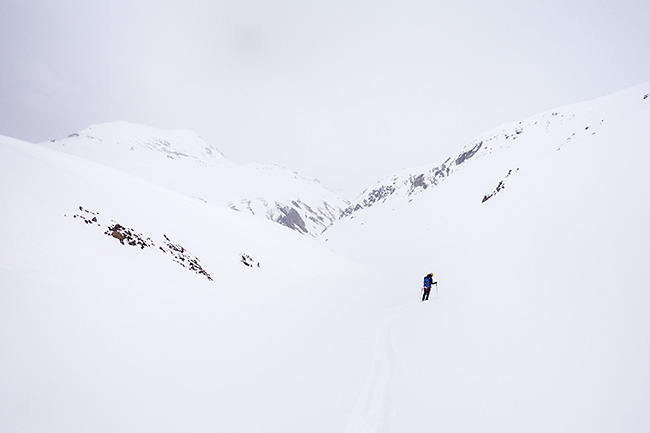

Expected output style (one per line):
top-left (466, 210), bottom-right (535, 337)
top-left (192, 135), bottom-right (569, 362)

top-left (0, 134), bottom-right (371, 433)
top-left (2, 82), bottom-right (650, 433)
top-left (44, 121), bottom-right (348, 236)
top-left (324, 82), bottom-right (650, 432)
top-left (342, 83), bottom-right (650, 218)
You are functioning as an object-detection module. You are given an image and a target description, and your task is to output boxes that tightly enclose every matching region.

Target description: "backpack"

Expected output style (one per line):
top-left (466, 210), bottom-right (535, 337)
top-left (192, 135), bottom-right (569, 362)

top-left (423, 274), bottom-right (432, 287)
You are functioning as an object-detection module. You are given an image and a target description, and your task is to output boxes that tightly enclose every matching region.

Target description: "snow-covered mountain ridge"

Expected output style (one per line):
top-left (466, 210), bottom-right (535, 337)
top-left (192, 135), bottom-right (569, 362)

top-left (45, 121), bottom-right (348, 236)
top-left (342, 83), bottom-right (650, 217)
top-left (58, 121), bottom-right (226, 161)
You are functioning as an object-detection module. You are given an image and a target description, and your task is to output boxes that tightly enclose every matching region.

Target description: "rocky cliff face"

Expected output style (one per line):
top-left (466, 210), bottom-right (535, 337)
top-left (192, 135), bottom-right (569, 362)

top-left (341, 141), bottom-right (481, 217)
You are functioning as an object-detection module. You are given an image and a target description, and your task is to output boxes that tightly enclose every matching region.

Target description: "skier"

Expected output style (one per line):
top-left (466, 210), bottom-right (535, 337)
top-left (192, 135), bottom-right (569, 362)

top-left (422, 273), bottom-right (434, 301)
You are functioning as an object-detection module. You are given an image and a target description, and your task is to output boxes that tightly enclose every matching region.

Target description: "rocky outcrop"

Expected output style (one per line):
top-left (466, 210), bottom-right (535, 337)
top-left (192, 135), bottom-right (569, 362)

top-left (240, 253), bottom-right (260, 268)
top-left (67, 206), bottom-right (214, 282)
top-left (160, 234), bottom-right (213, 281)
top-left (105, 223), bottom-right (154, 249)
top-left (482, 169), bottom-right (519, 203)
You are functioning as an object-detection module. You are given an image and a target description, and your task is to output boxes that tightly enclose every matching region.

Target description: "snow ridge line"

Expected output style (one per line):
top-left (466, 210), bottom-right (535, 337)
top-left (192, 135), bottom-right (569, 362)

top-left (344, 306), bottom-right (407, 433)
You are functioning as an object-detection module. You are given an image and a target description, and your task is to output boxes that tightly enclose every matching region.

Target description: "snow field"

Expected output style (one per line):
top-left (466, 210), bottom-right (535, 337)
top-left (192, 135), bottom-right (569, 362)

top-left (328, 95), bottom-right (650, 432)
top-left (0, 136), bottom-right (371, 433)
top-left (2, 82), bottom-right (650, 433)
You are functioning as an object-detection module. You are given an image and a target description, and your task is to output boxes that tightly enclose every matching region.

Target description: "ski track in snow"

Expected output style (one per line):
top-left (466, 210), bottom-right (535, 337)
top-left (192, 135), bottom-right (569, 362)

top-left (344, 305), bottom-right (409, 433)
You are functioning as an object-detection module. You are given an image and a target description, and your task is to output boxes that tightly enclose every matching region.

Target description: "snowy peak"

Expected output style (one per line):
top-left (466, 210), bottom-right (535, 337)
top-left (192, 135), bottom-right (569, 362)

top-left (43, 122), bottom-right (348, 236)
top-left (51, 121), bottom-right (226, 163)
top-left (342, 82), bottom-right (650, 217)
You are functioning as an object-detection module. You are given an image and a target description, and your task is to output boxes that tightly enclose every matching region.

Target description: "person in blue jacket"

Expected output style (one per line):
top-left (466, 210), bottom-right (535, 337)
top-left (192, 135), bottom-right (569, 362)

top-left (422, 273), bottom-right (434, 301)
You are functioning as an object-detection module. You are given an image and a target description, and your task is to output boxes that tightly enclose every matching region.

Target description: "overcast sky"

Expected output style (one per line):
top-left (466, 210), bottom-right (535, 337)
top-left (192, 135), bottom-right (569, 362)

top-left (1, 0), bottom-right (649, 197)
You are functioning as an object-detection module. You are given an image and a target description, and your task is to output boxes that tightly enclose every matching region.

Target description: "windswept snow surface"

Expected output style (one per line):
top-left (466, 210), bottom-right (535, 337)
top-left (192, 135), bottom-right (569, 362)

top-left (2, 83), bottom-right (650, 433)
top-left (44, 122), bottom-right (348, 236)
top-left (325, 83), bottom-right (650, 432)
